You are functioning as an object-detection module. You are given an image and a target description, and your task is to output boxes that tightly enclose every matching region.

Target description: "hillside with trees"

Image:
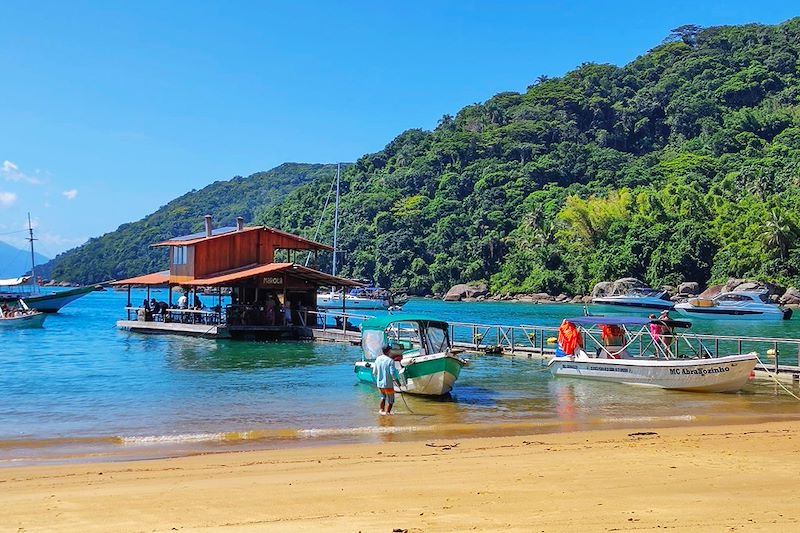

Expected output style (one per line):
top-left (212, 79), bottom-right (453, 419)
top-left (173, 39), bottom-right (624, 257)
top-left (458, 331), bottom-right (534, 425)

top-left (45, 163), bottom-right (341, 283)
top-left (259, 19), bottom-right (800, 295)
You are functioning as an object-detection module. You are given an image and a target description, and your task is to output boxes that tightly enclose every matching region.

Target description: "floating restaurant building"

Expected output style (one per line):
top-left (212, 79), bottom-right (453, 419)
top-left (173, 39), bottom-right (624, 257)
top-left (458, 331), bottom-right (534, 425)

top-left (112, 216), bottom-right (361, 339)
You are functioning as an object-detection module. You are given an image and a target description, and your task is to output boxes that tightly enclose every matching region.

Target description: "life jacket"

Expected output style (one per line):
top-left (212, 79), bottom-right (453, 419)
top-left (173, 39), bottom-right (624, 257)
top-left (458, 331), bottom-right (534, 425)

top-left (557, 320), bottom-right (582, 356)
top-left (600, 324), bottom-right (624, 345)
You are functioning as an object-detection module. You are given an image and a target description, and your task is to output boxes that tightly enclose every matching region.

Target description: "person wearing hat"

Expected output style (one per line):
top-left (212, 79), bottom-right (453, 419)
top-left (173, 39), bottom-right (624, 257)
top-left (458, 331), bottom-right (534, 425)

top-left (373, 342), bottom-right (402, 415)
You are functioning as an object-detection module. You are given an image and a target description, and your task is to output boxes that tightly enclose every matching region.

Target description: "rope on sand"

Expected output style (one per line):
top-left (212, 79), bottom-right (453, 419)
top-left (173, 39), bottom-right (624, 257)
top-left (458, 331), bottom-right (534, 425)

top-left (755, 354), bottom-right (800, 401)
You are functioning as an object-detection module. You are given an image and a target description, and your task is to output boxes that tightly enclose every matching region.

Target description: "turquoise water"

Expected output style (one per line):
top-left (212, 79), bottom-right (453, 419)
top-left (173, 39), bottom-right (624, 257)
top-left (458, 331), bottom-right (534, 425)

top-left (2, 290), bottom-right (800, 466)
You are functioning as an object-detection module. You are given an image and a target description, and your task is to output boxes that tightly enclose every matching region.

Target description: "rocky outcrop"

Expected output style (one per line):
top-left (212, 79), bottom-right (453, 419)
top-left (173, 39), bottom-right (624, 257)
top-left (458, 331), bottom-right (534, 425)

top-left (591, 282), bottom-right (614, 298)
top-left (699, 278), bottom-right (785, 299)
top-left (780, 287), bottom-right (800, 305)
top-left (592, 278), bottom-right (648, 297)
top-left (700, 278), bottom-right (788, 300)
top-left (443, 283), bottom-right (488, 302)
top-left (677, 282), bottom-right (699, 296)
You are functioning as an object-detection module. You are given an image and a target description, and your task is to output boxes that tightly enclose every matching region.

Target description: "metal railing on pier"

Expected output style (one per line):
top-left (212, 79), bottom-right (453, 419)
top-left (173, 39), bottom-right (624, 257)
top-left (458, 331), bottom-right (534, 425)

top-left (124, 306), bottom-right (222, 325)
top-left (310, 311), bottom-right (800, 379)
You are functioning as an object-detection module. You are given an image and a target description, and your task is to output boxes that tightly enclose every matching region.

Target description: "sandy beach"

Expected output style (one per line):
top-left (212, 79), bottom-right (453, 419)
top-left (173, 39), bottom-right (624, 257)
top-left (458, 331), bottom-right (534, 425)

top-left (2, 420), bottom-right (799, 532)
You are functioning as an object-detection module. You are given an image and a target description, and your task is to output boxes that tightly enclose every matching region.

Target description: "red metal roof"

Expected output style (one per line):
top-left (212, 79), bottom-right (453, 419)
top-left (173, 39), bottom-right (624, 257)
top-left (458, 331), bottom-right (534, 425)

top-left (151, 225), bottom-right (332, 251)
top-left (110, 270), bottom-right (170, 286)
top-left (180, 262), bottom-right (363, 287)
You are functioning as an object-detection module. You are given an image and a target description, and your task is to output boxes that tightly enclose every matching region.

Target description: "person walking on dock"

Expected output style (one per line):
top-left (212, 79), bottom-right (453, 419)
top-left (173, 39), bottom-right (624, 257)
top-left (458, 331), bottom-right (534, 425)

top-left (373, 344), bottom-right (402, 415)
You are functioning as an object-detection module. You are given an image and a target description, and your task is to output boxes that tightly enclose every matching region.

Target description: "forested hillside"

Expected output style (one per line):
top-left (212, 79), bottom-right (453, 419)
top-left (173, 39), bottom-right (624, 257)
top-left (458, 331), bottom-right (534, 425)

top-left (260, 19), bottom-right (800, 295)
top-left (46, 163), bottom-right (341, 283)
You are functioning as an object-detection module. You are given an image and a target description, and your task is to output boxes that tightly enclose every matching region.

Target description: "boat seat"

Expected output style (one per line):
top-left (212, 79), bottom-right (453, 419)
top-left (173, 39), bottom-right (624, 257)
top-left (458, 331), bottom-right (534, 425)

top-left (388, 341), bottom-right (412, 358)
top-left (600, 345), bottom-right (631, 359)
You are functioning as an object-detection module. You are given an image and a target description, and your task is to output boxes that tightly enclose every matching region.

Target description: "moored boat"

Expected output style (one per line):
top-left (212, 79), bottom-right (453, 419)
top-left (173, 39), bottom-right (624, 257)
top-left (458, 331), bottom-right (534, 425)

top-left (547, 316), bottom-right (758, 393)
top-left (317, 286), bottom-right (407, 310)
top-left (0, 214), bottom-right (97, 313)
top-left (592, 287), bottom-right (674, 311)
top-left (0, 300), bottom-right (46, 328)
top-left (674, 291), bottom-right (792, 321)
top-left (355, 314), bottom-right (467, 396)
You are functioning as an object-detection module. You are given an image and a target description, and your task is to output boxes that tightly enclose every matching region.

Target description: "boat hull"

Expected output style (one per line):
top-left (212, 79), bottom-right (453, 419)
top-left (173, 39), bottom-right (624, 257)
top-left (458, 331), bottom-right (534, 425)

top-left (0, 312), bottom-right (46, 328)
top-left (355, 354), bottom-right (465, 396)
top-left (317, 295), bottom-right (391, 310)
top-left (592, 296), bottom-right (674, 311)
top-left (7, 286), bottom-right (97, 313)
top-left (674, 304), bottom-right (788, 321)
top-left (547, 353), bottom-right (758, 393)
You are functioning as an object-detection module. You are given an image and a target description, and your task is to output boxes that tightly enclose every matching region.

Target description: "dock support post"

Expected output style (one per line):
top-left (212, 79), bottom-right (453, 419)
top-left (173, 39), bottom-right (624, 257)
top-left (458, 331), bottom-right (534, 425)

top-left (775, 341), bottom-right (780, 374)
top-left (539, 328), bottom-right (544, 356)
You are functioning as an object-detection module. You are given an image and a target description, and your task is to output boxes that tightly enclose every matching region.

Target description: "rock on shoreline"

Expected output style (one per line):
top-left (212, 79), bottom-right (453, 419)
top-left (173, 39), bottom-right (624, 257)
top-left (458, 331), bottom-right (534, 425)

top-left (442, 277), bottom-right (800, 308)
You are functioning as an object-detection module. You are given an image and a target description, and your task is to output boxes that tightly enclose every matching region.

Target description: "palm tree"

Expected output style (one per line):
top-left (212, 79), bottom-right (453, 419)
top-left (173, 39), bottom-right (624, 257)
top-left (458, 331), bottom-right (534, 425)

top-left (761, 208), bottom-right (799, 260)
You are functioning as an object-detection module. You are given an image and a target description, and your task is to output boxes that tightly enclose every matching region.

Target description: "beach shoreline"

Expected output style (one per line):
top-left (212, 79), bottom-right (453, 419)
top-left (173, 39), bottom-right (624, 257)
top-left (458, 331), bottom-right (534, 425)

top-left (2, 419), bottom-right (799, 532)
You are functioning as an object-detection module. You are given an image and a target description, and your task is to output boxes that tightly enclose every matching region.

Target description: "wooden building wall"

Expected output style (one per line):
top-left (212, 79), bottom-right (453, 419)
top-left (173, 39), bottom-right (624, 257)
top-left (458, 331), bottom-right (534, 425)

top-left (168, 228), bottom-right (328, 282)
top-left (192, 231), bottom-right (261, 277)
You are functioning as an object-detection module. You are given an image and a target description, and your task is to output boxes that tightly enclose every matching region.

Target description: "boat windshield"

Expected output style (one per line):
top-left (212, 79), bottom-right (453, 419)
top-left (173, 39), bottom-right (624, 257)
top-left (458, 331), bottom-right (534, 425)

top-left (715, 292), bottom-right (764, 304)
top-left (361, 329), bottom-right (385, 360)
top-left (361, 320), bottom-right (450, 358)
top-left (348, 287), bottom-right (389, 299)
top-left (424, 323), bottom-right (450, 354)
top-left (628, 288), bottom-right (662, 297)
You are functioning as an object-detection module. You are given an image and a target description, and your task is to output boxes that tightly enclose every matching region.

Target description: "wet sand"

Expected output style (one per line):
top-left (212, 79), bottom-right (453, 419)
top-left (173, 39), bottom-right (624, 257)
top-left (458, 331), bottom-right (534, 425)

top-left (2, 420), bottom-right (799, 532)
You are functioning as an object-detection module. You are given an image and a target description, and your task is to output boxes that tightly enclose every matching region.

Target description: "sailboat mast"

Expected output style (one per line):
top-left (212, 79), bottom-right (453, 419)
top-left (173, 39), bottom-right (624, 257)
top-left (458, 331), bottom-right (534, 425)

top-left (27, 213), bottom-right (37, 292)
top-left (332, 163), bottom-right (340, 277)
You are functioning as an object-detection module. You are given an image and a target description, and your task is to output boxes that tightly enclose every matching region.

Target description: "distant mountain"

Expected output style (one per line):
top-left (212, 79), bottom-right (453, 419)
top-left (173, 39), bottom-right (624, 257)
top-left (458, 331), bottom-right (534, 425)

top-left (45, 163), bottom-right (344, 284)
top-left (0, 240), bottom-right (50, 279)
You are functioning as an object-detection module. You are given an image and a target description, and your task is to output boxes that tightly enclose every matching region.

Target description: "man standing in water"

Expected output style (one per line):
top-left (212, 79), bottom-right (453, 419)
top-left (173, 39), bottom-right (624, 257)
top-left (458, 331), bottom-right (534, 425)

top-left (373, 344), bottom-right (402, 415)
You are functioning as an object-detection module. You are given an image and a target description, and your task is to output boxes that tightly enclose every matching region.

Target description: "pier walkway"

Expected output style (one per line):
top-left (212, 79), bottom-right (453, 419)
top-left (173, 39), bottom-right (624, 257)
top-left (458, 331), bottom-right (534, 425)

top-left (312, 311), bottom-right (800, 382)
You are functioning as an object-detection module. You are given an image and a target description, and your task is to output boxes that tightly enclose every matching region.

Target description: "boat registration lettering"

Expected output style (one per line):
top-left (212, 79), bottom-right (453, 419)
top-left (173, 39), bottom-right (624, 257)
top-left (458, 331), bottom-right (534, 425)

top-left (670, 366), bottom-right (730, 375)
top-left (588, 366), bottom-right (630, 373)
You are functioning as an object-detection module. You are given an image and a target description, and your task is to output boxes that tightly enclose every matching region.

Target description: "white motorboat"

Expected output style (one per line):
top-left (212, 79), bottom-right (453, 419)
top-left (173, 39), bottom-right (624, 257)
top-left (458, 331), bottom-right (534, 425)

top-left (674, 291), bottom-right (792, 321)
top-left (592, 287), bottom-right (674, 311)
top-left (317, 287), bottom-right (406, 310)
top-left (547, 316), bottom-right (758, 393)
top-left (0, 300), bottom-right (46, 328)
top-left (355, 314), bottom-right (468, 396)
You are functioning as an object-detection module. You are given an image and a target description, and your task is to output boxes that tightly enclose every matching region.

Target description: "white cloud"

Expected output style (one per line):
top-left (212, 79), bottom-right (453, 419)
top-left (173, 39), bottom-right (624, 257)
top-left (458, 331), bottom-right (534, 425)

top-left (62, 189), bottom-right (78, 200)
top-left (0, 191), bottom-right (17, 207)
top-left (1, 160), bottom-right (42, 185)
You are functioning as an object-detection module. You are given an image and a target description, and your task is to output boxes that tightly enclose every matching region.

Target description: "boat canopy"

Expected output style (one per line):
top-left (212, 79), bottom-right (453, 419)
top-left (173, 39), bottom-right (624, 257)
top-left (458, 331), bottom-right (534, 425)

top-left (565, 316), bottom-right (691, 329)
top-left (361, 314), bottom-right (449, 332)
top-left (0, 276), bottom-right (29, 287)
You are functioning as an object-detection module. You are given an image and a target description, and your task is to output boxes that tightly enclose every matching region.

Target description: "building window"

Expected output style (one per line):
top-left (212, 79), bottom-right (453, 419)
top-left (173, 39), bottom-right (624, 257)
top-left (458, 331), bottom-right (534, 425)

top-left (173, 246), bottom-right (188, 265)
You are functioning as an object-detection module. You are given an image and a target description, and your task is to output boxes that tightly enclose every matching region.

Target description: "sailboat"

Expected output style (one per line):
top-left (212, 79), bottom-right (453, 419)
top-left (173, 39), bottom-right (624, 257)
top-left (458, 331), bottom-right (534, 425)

top-left (0, 214), bottom-right (97, 313)
top-left (314, 165), bottom-right (405, 311)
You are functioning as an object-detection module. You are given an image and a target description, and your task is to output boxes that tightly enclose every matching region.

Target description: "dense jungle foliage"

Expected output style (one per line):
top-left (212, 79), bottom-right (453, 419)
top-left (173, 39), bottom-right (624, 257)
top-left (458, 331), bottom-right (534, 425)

top-left (45, 164), bottom-right (339, 283)
top-left (259, 19), bottom-right (800, 295)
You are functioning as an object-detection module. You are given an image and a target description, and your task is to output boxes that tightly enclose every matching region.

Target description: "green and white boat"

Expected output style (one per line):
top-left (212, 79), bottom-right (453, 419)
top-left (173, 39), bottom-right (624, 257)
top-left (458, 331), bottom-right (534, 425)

top-left (355, 314), bottom-right (468, 396)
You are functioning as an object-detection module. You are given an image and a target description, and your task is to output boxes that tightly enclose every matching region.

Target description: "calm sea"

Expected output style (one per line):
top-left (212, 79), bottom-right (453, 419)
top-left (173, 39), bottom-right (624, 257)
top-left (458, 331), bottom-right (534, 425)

top-left (2, 289), bottom-right (799, 466)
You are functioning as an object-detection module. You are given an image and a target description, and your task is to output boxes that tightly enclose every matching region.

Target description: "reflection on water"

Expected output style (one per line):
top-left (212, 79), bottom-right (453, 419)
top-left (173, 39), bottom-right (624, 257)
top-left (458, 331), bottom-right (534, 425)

top-left (165, 338), bottom-right (334, 371)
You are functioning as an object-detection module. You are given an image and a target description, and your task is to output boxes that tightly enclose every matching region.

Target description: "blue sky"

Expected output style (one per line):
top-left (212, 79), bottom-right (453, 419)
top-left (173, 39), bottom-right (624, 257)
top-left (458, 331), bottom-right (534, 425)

top-left (1, 1), bottom-right (797, 258)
